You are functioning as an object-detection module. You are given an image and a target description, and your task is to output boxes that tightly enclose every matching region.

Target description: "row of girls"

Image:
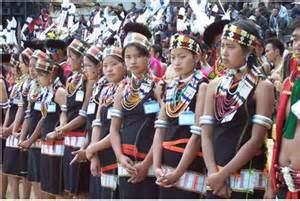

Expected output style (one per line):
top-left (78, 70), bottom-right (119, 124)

top-left (0, 19), bottom-right (275, 199)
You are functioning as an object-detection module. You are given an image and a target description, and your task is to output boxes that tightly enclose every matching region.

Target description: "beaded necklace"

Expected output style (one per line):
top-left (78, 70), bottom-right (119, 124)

top-left (165, 70), bottom-right (205, 118)
top-left (11, 74), bottom-right (29, 99)
top-left (28, 79), bottom-right (42, 102)
top-left (99, 83), bottom-right (119, 107)
top-left (121, 73), bottom-right (154, 111)
top-left (40, 84), bottom-right (55, 118)
top-left (66, 72), bottom-right (83, 97)
top-left (214, 65), bottom-right (263, 123)
top-left (91, 77), bottom-right (108, 105)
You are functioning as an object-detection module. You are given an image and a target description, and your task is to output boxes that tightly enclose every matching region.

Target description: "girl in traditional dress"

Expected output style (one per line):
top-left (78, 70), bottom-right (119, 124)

top-left (47, 39), bottom-right (92, 198)
top-left (69, 45), bottom-right (103, 199)
top-left (0, 52), bottom-right (11, 198)
top-left (109, 23), bottom-right (161, 199)
top-left (3, 48), bottom-right (33, 198)
top-left (152, 34), bottom-right (208, 198)
top-left (18, 50), bottom-right (47, 198)
top-left (201, 20), bottom-right (274, 199)
top-left (85, 46), bottom-right (126, 199)
top-left (35, 56), bottom-right (67, 198)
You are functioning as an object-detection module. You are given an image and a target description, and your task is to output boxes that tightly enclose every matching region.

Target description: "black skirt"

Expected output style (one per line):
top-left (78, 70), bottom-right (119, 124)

top-left (118, 176), bottom-right (158, 199)
top-left (40, 154), bottom-right (64, 195)
top-left (0, 138), bottom-right (5, 165)
top-left (88, 175), bottom-right (101, 199)
top-left (3, 147), bottom-right (27, 177)
top-left (27, 148), bottom-right (41, 182)
top-left (63, 146), bottom-right (90, 194)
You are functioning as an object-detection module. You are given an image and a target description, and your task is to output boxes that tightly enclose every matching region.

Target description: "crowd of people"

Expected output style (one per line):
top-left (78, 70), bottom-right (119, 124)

top-left (0, 0), bottom-right (299, 199)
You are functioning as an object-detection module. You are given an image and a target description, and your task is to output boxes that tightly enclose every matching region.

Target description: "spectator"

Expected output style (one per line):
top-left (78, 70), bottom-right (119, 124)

top-left (136, 1), bottom-right (146, 14)
top-left (115, 3), bottom-right (127, 20)
top-left (274, 2), bottom-right (289, 25)
top-left (89, 2), bottom-right (101, 22)
top-left (267, 8), bottom-right (288, 41)
top-left (227, 3), bottom-right (239, 20)
top-left (239, 3), bottom-right (252, 18)
top-left (258, 2), bottom-right (271, 20)
top-left (254, 7), bottom-right (269, 36)
top-left (127, 2), bottom-right (137, 14)
top-left (265, 37), bottom-right (285, 83)
top-left (291, 3), bottom-right (300, 19)
top-left (149, 44), bottom-right (166, 78)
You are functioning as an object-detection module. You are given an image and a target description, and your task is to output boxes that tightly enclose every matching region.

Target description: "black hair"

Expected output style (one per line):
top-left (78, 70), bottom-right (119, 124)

top-left (122, 43), bottom-right (149, 58)
top-left (69, 48), bottom-right (83, 58)
top-left (54, 63), bottom-right (66, 86)
top-left (121, 22), bottom-right (152, 58)
top-left (122, 22), bottom-right (152, 40)
top-left (231, 20), bottom-right (261, 70)
top-left (151, 44), bottom-right (162, 58)
top-left (21, 53), bottom-right (30, 66)
top-left (265, 37), bottom-right (284, 56)
top-left (86, 54), bottom-right (100, 66)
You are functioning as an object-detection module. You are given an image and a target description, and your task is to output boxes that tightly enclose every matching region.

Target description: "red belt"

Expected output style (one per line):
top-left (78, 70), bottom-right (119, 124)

top-left (41, 140), bottom-right (64, 145)
top-left (101, 163), bottom-right (118, 173)
top-left (162, 138), bottom-right (202, 157)
top-left (64, 131), bottom-right (86, 137)
top-left (122, 144), bottom-right (146, 159)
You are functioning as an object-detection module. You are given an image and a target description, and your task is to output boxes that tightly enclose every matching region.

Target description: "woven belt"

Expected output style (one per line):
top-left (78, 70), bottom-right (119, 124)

top-left (228, 169), bottom-right (267, 192)
top-left (64, 136), bottom-right (85, 148)
top-left (5, 135), bottom-right (20, 148)
top-left (64, 131), bottom-right (86, 148)
top-left (41, 140), bottom-right (64, 156)
top-left (163, 165), bottom-right (206, 194)
top-left (118, 163), bottom-right (155, 177)
top-left (101, 173), bottom-right (118, 190)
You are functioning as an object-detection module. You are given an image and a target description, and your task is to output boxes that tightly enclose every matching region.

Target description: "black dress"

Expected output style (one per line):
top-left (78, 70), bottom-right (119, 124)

top-left (118, 88), bottom-right (159, 199)
top-left (40, 89), bottom-right (64, 195)
top-left (26, 92), bottom-right (42, 182)
top-left (3, 82), bottom-right (27, 177)
top-left (64, 85), bottom-right (89, 194)
top-left (86, 96), bottom-right (101, 199)
top-left (206, 91), bottom-right (267, 199)
top-left (160, 77), bottom-right (207, 199)
top-left (0, 76), bottom-right (9, 166)
top-left (99, 104), bottom-right (118, 199)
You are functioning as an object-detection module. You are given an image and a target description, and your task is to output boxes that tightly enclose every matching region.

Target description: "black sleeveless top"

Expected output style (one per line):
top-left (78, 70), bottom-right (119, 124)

top-left (66, 85), bottom-right (86, 132)
top-left (99, 104), bottom-right (117, 173)
top-left (7, 84), bottom-right (19, 126)
top-left (0, 76), bottom-right (9, 124)
top-left (40, 91), bottom-right (61, 141)
top-left (121, 88), bottom-right (157, 162)
top-left (26, 99), bottom-right (42, 138)
top-left (162, 79), bottom-right (207, 174)
top-left (213, 91), bottom-right (267, 171)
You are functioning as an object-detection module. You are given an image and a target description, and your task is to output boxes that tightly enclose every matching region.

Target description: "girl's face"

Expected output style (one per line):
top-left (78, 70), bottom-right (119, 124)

top-left (124, 45), bottom-right (149, 76)
top-left (83, 56), bottom-right (99, 81)
top-left (221, 39), bottom-right (246, 69)
top-left (170, 48), bottom-right (198, 79)
top-left (29, 58), bottom-right (38, 79)
top-left (19, 55), bottom-right (29, 75)
top-left (67, 49), bottom-right (82, 72)
top-left (38, 72), bottom-right (51, 87)
top-left (103, 56), bottom-right (126, 83)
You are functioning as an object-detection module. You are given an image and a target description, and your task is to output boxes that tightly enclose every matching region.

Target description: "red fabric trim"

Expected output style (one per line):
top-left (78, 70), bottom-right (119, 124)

top-left (271, 78), bottom-right (291, 191)
top-left (64, 131), bottom-right (86, 137)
